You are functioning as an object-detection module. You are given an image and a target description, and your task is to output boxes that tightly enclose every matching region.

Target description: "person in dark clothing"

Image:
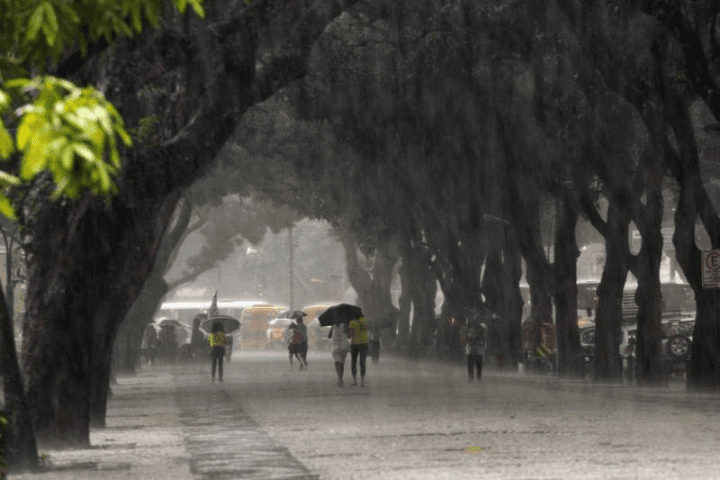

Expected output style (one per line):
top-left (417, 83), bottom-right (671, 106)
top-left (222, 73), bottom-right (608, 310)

top-left (461, 321), bottom-right (487, 382)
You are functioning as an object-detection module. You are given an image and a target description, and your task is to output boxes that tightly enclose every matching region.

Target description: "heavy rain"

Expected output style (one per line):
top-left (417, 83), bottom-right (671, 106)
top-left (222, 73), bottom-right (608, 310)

top-left (2, 0), bottom-right (720, 479)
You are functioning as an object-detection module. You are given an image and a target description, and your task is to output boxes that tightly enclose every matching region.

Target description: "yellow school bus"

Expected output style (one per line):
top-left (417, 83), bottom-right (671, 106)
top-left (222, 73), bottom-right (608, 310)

top-left (240, 304), bottom-right (285, 348)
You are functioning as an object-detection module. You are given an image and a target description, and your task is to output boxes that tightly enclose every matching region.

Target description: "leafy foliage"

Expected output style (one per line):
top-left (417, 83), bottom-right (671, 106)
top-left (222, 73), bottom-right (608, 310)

top-left (0, 0), bottom-right (205, 218)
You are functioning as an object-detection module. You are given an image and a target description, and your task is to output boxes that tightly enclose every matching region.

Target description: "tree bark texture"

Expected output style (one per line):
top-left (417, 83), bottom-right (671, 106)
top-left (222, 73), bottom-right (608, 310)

top-left (553, 188), bottom-right (582, 377)
top-left (594, 198), bottom-right (631, 381)
top-left (0, 277), bottom-right (38, 471)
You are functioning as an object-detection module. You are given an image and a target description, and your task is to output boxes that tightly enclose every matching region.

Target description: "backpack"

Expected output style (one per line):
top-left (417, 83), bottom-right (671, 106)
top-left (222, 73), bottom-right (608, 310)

top-left (291, 328), bottom-right (302, 344)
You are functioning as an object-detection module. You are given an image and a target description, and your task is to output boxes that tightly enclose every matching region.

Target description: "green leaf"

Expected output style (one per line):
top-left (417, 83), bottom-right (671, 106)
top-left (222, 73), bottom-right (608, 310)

top-left (109, 147), bottom-right (121, 169)
top-left (21, 134), bottom-right (51, 180)
top-left (0, 171), bottom-right (20, 187)
top-left (27, 4), bottom-right (45, 41)
top-left (0, 124), bottom-right (14, 159)
top-left (131, 0), bottom-right (143, 32)
top-left (44, 3), bottom-right (59, 34)
top-left (16, 111), bottom-right (45, 150)
top-left (143, 1), bottom-right (161, 29)
top-left (0, 195), bottom-right (17, 220)
top-left (63, 112), bottom-right (89, 132)
top-left (60, 144), bottom-right (74, 170)
top-left (174, 0), bottom-right (188, 14)
top-left (97, 164), bottom-right (111, 192)
top-left (0, 90), bottom-right (9, 112)
top-left (4, 78), bottom-right (31, 90)
top-left (73, 143), bottom-right (96, 163)
top-left (42, 3), bottom-right (59, 46)
top-left (189, 0), bottom-right (205, 18)
top-left (115, 125), bottom-right (132, 147)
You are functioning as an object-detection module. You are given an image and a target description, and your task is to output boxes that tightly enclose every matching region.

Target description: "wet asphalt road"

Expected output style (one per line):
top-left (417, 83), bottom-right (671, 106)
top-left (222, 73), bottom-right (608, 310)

top-left (174, 349), bottom-right (720, 479)
top-left (9, 349), bottom-right (720, 479)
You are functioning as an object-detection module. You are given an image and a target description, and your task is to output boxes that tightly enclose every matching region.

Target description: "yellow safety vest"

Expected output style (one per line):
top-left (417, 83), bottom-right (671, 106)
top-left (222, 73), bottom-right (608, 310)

top-left (208, 332), bottom-right (226, 347)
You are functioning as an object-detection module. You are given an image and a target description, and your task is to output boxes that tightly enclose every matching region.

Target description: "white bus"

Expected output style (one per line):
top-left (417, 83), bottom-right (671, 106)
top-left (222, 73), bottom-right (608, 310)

top-left (158, 299), bottom-right (268, 324)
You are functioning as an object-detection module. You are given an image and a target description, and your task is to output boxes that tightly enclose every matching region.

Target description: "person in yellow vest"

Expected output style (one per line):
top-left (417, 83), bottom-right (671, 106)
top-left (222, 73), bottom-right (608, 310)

top-left (348, 316), bottom-right (369, 386)
top-left (208, 321), bottom-right (227, 383)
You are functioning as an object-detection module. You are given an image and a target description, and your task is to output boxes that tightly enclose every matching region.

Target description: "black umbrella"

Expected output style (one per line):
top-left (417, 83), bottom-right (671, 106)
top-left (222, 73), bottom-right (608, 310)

top-left (318, 303), bottom-right (364, 327)
top-left (200, 315), bottom-right (241, 333)
top-left (279, 310), bottom-right (308, 319)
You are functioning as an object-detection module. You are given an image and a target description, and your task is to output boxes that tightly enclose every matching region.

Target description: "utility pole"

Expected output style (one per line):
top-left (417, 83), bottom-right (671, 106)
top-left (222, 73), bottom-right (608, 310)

top-left (288, 226), bottom-right (294, 310)
top-left (217, 263), bottom-right (221, 298)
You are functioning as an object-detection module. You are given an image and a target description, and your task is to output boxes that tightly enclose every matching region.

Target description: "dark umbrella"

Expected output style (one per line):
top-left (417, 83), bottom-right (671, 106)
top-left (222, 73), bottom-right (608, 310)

top-left (200, 315), bottom-right (241, 333)
top-left (279, 310), bottom-right (308, 319)
top-left (460, 305), bottom-right (499, 326)
top-left (318, 303), bottom-right (364, 327)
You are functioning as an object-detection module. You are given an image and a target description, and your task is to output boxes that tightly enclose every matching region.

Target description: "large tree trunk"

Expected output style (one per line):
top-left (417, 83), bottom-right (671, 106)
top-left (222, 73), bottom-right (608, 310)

top-left (408, 244), bottom-right (437, 348)
top-left (513, 191), bottom-right (552, 361)
top-left (396, 238), bottom-right (412, 348)
top-left (502, 239), bottom-right (524, 370)
top-left (554, 187), bottom-right (582, 377)
top-left (0, 279), bottom-right (38, 471)
top-left (594, 198), bottom-right (631, 381)
top-left (481, 248), bottom-right (505, 365)
top-left (23, 195), bottom-right (178, 446)
top-left (633, 151), bottom-right (666, 386)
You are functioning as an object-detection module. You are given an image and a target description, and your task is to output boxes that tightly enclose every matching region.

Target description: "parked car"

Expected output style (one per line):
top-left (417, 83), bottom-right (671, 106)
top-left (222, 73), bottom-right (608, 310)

top-left (578, 316), bottom-right (694, 379)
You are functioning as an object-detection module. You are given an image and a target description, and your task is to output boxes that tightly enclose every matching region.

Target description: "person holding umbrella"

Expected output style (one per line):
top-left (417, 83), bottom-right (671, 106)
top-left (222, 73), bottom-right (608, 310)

top-left (318, 304), bottom-right (363, 387)
top-left (208, 321), bottom-right (227, 383)
top-left (348, 315), bottom-right (369, 386)
top-left (328, 320), bottom-right (350, 387)
top-left (286, 323), bottom-right (305, 369)
top-left (296, 316), bottom-right (309, 368)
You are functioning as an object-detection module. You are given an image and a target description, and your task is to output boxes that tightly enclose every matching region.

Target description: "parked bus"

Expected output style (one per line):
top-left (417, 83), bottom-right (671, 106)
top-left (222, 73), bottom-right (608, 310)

top-left (302, 304), bottom-right (333, 350)
top-left (240, 304), bottom-right (286, 349)
top-left (158, 299), bottom-right (265, 324)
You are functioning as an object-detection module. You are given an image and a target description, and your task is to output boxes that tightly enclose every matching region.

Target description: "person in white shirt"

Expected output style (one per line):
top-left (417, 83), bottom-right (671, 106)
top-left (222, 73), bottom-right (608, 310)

top-left (329, 321), bottom-right (350, 387)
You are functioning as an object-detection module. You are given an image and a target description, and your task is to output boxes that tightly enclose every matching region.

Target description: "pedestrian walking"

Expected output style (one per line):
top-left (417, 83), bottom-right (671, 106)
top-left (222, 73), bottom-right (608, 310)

top-left (348, 315), bottom-right (369, 386)
top-left (208, 321), bottom-right (227, 383)
top-left (141, 324), bottom-right (157, 365)
top-left (296, 317), bottom-right (309, 368)
top-left (460, 320), bottom-right (487, 382)
top-left (329, 321), bottom-right (350, 387)
top-left (287, 323), bottom-right (305, 369)
top-left (190, 315), bottom-right (208, 360)
top-left (158, 325), bottom-right (178, 363)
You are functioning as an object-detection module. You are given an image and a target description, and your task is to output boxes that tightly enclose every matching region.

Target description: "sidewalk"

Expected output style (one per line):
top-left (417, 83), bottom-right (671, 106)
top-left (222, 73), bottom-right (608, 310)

top-left (11, 368), bottom-right (193, 480)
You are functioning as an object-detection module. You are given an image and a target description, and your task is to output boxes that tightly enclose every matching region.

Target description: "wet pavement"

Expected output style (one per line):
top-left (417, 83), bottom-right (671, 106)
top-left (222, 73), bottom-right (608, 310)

top-left (8, 349), bottom-right (720, 479)
top-left (175, 377), bottom-right (316, 479)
